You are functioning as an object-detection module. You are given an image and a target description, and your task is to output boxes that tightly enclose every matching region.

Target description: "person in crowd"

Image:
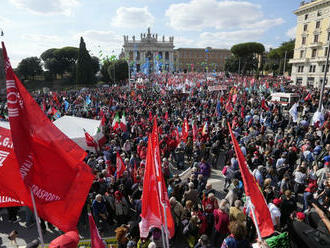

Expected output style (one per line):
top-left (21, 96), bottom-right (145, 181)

top-left (221, 221), bottom-right (251, 248)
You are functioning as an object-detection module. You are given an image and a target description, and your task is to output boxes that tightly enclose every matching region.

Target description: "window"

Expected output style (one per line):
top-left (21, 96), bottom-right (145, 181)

top-left (301, 66), bottom-right (304, 72)
top-left (317, 10), bottom-right (322, 16)
top-left (136, 51), bottom-right (140, 60)
top-left (316, 21), bottom-right (320, 29)
top-left (312, 48), bottom-right (317, 58)
top-left (325, 47), bottom-right (329, 57)
top-left (302, 36), bottom-right (306, 45)
top-left (305, 14), bottom-right (308, 20)
top-left (165, 51), bottom-right (169, 60)
top-left (304, 24), bottom-right (308, 31)
top-left (310, 65), bottom-right (313, 72)
top-left (328, 32), bottom-right (330, 41)
top-left (313, 65), bottom-right (316, 73)
top-left (322, 65), bottom-right (329, 72)
top-left (314, 34), bottom-right (319, 43)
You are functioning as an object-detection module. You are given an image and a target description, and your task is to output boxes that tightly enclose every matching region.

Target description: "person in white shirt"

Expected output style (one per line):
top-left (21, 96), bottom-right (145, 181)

top-left (268, 198), bottom-right (281, 229)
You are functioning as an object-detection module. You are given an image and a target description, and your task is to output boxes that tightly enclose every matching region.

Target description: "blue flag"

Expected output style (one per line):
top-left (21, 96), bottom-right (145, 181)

top-left (216, 100), bottom-right (222, 117)
top-left (85, 95), bottom-right (92, 105)
top-left (64, 100), bottom-right (69, 112)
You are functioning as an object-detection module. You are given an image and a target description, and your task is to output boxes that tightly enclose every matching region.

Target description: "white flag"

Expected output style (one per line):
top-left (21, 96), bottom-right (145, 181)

top-left (289, 103), bottom-right (298, 123)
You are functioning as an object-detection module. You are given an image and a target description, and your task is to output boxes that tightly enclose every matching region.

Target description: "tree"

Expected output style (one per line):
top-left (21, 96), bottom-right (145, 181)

top-left (76, 37), bottom-right (94, 85)
top-left (16, 57), bottom-right (42, 80)
top-left (230, 42), bottom-right (265, 74)
top-left (40, 47), bottom-right (78, 79)
top-left (265, 39), bottom-right (295, 75)
top-left (107, 60), bottom-right (128, 84)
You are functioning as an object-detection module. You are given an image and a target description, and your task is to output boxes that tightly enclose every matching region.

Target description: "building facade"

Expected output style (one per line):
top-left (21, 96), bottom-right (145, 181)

top-left (290, 0), bottom-right (330, 88)
top-left (122, 28), bottom-right (175, 73)
top-left (174, 47), bottom-right (231, 72)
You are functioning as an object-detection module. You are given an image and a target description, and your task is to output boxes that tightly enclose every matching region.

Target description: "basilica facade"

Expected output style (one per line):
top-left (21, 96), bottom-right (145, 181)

top-left (121, 28), bottom-right (175, 73)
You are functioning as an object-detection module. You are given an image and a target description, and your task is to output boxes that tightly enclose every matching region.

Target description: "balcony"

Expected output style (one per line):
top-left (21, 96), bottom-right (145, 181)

top-left (309, 56), bottom-right (326, 63)
top-left (289, 58), bottom-right (309, 64)
top-left (309, 42), bottom-right (323, 48)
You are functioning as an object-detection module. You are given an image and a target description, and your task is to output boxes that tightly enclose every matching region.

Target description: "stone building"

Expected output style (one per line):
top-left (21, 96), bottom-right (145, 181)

top-left (122, 28), bottom-right (175, 73)
top-left (174, 47), bottom-right (231, 72)
top-left (289, 0), bottom-right (330, 88)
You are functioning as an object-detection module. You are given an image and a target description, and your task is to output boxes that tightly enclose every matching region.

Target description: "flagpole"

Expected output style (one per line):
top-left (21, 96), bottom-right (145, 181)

top-left (30, 189), bottom-right (45, 248)
top-left (247, 196), bottom-right (262, 241)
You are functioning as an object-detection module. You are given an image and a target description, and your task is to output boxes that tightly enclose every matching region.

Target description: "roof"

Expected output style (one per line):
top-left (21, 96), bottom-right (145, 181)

top-left (294, 0), bottom-right (330, 15)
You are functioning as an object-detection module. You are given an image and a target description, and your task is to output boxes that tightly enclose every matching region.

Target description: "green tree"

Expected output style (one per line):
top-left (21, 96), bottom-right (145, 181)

top-left (16, 57), bottom-right (42, 80)
top-left (76, 37), bottom-right (93, 85)
top-left (40, 47), bottom-right (78, 79)
top-left (230, 42), bottom-right (265, 74)
top-left (265, 39), bottom-right (295, 75)
top-left (107, 60), bottom-right (128, 84)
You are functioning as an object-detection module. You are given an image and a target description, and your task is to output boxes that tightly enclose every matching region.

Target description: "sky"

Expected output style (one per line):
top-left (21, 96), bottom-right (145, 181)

top-left (0, 0), bottom-right (300, 67)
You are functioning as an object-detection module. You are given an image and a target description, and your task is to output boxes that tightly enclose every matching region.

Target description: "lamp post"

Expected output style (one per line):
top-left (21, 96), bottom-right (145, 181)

top-left (283, 50), bottom-right (287, 75)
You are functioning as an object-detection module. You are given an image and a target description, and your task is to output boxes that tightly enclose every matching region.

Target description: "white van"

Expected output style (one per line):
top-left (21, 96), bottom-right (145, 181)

top-left (270, 92), bottom-right (300, 106)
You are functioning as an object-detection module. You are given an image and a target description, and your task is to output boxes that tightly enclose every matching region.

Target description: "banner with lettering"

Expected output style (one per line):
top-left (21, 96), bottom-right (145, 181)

top-left (2, 42), bottom-right (94, 232)
top-left (0, 126), bottom-right (27, 207)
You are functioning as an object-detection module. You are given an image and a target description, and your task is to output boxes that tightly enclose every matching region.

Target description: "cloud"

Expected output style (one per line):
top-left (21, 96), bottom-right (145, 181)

top-left (198, 30), bottom-right (265, 48)
top-left (9, 0), bottom-right (79, 16)
top-left (286, 26), bottom-right (296, 39)
top-left (112, 6), bottom-right (154, 28)
top-left (74, 30), bottom-right (122, 58)
top-left (174, 36), bottom-right (195, 48)
top-left (165, 0), bottom-right (283, 32)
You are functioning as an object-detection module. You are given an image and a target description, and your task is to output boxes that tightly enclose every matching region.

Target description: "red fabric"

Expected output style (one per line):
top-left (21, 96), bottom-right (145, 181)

top-left (116, 152), bottom-right (126, 179)
top-left (140, 119), bottom-right (175, 238)
top-left (49, 231), bottom-right (80, 248)
top-left (149, 111), bottom-right (153, 122)
top-left (214, 209), bottom-right (229, 234)
top-left (232, 94), bottom-right (238, 105)
top-left (228, 123), bottom-right (274, 238)
top-left (241, 106), bottom-right (245, 119)
top-left (0, 126), bottom-right (27, 207)
top-left (2, 42), bottom-right (94, 232)
top-left (88, 213), bottom-right (106, 248)
top-left (84, 129), bottom-right (97, 148)
top-left (182, 118), bottom-right (189, 143)
top-left (304, 93), bottom-right (312, 101)
top-left (165, 111), bottom-right (168, 122)
top-left (261, 99), bottom-right (270, 111)
top-left (192, 122), bottom-right (197, 142)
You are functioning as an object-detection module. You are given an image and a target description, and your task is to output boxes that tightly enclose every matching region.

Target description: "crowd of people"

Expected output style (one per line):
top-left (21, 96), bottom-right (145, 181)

top-left (1, 72), bottom-right (330, 248)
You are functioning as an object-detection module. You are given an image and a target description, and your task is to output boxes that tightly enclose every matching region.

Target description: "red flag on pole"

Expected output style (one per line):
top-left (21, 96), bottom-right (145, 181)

top-left (84, 129), bottom-right (97, 148)
top-left (2, 42), bottom-right (94, 232)
top-left (88, 213), bottom-right (106, 248)
top-left (228, 123), bottom-right (274, 238)
top-left (116, 152), bottom-right (126, 179)
top-left (304, 93), bottom-right (312, 101)
top-left (164, 111), bottom-right (168, 122)
top-left (140, 119), bottom-right (175, 240)
top-left (261, 99), bottom-right (270, 111)
top-left (192, 121), bottom-right (197, 142)
top-left (182, 118), bottom-right (189, 143)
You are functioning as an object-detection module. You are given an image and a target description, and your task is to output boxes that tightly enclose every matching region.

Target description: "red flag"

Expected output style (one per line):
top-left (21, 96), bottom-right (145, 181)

top-left (228, 123), bottom-right (274, 238)
top-left (241, 106), bottom-right (245, 119)
top-left (232, 94), bottom-right (238, 105)
top-left (140, 119), bottom-right (175, 238)
top-left (116, 152), bottom-right (126, 179)
top-left (2, 42), bottom-right (94, 232)
top-left (88, 213), bottom-right (106, 248)
top-left (182, 118), bottom-right (189, 142)
top-left (52, 92), bottom-right (60, 106)
top-left (192, 121), bottom-right (197, 142)
top-left (304, 93), bottom-right (312, 101)
top-left (0, 126), bottom-right (27, 207)
top-left (149, 111), bottom-right (153, 122)
top-left (164, 111), bottom-right (168, 122)
top-left (261, 99), bottom-right (270, 111)
top-left (84, 129), bottom-right (97, 148)
top-left (100, 114), bottom-right (106, 126)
